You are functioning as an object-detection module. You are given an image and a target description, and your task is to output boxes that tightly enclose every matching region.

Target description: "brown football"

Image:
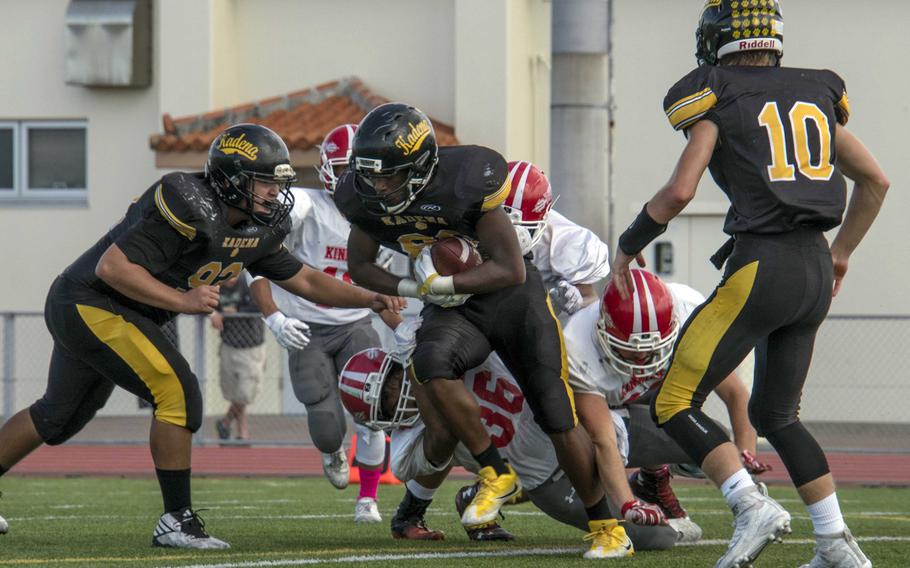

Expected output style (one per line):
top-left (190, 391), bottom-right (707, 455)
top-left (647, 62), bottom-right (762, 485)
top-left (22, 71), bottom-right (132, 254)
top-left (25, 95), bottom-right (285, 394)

top-left (430, 237), bottom-right (482, 276)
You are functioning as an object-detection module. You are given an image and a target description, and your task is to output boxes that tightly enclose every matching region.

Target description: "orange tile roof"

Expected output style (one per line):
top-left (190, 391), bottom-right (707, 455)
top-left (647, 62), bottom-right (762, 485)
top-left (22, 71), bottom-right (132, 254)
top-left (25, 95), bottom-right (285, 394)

top-left (149, 77), bottom-right (457, 154)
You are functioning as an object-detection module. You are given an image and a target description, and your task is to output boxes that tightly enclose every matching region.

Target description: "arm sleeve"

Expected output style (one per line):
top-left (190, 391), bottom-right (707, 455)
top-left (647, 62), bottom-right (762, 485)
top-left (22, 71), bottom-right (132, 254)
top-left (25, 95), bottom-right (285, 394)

top-left (546, 211), bottom-right (611, 284)
top-left (663, 66), bottom-right (719, 132)
top-left (247, 244), bottom-right (304, 281)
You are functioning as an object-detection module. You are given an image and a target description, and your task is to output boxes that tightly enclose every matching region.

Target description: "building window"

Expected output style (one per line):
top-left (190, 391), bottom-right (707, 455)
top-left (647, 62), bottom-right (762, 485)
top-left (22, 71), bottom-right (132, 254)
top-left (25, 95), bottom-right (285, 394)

top-left (0, 120), bottom-right (87, 203)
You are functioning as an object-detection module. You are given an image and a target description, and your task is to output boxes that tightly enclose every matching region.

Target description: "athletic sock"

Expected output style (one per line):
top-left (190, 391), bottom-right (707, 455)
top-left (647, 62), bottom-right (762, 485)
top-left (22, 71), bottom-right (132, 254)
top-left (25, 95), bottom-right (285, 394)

top-left (156, 468), bottom-right (192, 513)
top-left (472, 443), bottom-right (509, 476)
top-left (807, 492), bottom-right (846, 535)
top-left (720, 468), bottom-right (756, 508)
top-left (359, 466), bottom-right (382, 500)
top-left (584, 495), bottom-right (614, 521)
top-left (405, 479), bottom-right (438, 502)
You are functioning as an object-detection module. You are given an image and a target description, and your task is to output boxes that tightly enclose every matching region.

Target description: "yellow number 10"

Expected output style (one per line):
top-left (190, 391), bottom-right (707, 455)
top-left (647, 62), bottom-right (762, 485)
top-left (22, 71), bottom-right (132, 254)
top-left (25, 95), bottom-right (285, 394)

top-left (758, 101), bottom-right (834, 182)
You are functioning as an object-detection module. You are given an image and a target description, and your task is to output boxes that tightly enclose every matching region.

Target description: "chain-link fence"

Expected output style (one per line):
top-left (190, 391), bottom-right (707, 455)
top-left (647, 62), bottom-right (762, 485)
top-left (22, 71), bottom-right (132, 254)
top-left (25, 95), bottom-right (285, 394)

top-left (1, 311), bottom-right (908, 452)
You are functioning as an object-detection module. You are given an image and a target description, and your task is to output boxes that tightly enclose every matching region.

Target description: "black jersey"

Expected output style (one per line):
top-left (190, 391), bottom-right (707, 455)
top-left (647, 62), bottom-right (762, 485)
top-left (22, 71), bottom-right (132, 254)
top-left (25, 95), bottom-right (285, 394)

top-left (62, 172), bottom-right (302, 324)
top-left (334, 145), bottom-right (510, 258)
top-left (664, 65), bottom-right (851, 235)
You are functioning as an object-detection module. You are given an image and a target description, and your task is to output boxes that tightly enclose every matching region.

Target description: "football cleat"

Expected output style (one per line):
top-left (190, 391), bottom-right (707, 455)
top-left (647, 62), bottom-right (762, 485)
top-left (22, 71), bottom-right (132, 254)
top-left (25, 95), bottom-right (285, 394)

top-left (715, 486), bottom-right (791, 568)
top-left (460, 464), bottom-right (521, 526)
top-left (455, 483), bottom-right (515, 541)
top-left (583, 519), bottom-right (634, 559)
top-left (668, 516), bottom-right (704, 543)
top-left (630, 465), bottom-right (688, 519)
top-left (215, 418), bottom-right (231, 441)
top-left (799, 527), bottom-right (871, 568)
top-left (390, 490), bottom-right (445, 541)
top-left (0, 513), bottom-right (7, 535)
top-left (322, 449), bottom-right (350, 490)
top-left (152, 507), bottom-right (229, 549)
top-left (354, 497), bottom-right (382, 524)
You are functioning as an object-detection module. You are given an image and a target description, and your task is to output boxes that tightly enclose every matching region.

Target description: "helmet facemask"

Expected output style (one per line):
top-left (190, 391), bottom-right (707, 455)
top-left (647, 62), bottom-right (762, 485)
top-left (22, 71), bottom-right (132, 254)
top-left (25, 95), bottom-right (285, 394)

top-left (595, 318), bottom-right (678, 378)
top-left (208, 163), bottom-right (296, 227)
top-left (352, 153), bottom-right (437, 215)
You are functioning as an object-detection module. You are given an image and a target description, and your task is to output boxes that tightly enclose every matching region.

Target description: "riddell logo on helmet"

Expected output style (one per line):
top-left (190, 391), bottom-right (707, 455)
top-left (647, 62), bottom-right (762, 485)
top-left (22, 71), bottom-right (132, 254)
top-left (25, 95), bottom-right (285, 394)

top-left (739, 39), bottom-right (776, 51)
top-left (395, 120), bottom-right (431, 156)
top-left (218, 133), bottom-right (259, 161)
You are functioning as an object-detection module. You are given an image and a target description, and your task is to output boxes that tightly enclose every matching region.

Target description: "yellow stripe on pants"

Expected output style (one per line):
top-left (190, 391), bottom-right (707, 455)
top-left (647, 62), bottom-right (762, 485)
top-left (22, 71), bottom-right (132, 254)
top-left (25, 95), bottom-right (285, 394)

top-left (76, 304), bottom-right (187, 427)
top-left (654, 261), bottom-right (758, 424)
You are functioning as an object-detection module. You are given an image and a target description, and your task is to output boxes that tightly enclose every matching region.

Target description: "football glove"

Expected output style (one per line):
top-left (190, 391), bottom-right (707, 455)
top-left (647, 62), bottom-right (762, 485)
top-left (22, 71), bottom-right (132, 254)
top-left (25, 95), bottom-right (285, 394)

top-left (393, 316), bottom-right (423, 362)
top-left (741, 450), bottom-right (773, 475)
top-left (376, 247), bottom-right (398, 271)
top-left (549, 279), bottom-right (584, 315)
top-left (264, 312), bottom-right (311, 350)
top-left (413, 247), bottom-right (471, 308)
top-left (621, 499), bottom-right (668, 526)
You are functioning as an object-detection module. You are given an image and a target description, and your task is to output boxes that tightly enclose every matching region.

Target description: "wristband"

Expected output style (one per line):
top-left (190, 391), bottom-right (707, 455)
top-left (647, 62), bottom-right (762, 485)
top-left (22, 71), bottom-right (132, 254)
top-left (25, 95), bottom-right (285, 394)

top-left (618, 204), bottom-right (668, 256)
top-left (397, 279), bottom-right (420, 298)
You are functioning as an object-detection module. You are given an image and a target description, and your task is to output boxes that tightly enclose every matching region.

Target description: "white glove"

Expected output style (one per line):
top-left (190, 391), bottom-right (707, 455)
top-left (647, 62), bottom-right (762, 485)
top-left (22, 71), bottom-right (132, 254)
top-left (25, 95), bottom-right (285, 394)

top-left (549, 280), bottom-right (583, 315)
top-left (376, 247), bottom-right (397, 271)
top-left (264, 312), bottom-right (311, 350)
top-left (393, 316), bottom-right (423, 362)
top-left (413, 246), bottom-right (471, 308)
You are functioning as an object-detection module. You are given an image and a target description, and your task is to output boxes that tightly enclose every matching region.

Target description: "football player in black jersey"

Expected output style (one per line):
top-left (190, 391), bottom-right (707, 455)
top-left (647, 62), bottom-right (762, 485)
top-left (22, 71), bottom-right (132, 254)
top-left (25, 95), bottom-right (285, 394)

top-left (0, 124), bottom-right (403, 549)
top-left (336, 103), bottom-right (632, 558)
top-left (610, 2), bottom-right (888, 567)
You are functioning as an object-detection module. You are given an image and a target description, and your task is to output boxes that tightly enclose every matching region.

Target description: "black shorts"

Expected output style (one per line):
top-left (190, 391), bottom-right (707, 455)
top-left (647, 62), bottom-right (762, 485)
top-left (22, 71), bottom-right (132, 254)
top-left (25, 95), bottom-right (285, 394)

top-left (30, 277), bottom-right (203, 444)
top-left (654, 229), bottom-right (833, 431)
top-left (411, 260), bottom-right (577, 434)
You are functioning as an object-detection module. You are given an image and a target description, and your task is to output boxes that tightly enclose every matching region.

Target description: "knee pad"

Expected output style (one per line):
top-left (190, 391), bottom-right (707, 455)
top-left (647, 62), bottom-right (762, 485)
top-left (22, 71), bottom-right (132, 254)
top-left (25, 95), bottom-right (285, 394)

top-left (153, 376), bottom-right (202, 433)
top-left (748, 399), bottom-right (798, 437)
top-left (764, 421), bottom-right (829, 487)
top-left (292, 362), bottom-right (337, 407)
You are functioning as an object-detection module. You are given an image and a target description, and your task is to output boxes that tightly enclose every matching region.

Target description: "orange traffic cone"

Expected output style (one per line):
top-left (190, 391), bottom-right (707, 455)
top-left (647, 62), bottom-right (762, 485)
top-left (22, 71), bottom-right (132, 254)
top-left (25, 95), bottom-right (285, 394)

top-left (347, 434), bottom-right (401, 485)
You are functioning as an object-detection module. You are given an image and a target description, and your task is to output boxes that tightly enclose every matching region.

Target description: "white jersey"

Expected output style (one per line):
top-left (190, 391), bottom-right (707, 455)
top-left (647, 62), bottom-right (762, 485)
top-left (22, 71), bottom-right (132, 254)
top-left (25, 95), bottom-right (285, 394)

top-left (390, 352), bottom-right (628, 491)
top-left (530, 210), bottom-right (611, 287)
top-left (564, 283), bottom-right (706, 406)
top-left (269, 187), bottom-right (371, 325)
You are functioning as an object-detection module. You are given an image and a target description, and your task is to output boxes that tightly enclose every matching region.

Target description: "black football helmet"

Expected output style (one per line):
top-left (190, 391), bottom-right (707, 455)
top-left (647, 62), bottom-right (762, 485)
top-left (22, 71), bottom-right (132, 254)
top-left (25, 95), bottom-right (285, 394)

top-left (205, 123), bottom-right (297, 226)
top-left (350, 103), bottom-right (438, 215)
top-left (696, 0), bottom-right (784, 67)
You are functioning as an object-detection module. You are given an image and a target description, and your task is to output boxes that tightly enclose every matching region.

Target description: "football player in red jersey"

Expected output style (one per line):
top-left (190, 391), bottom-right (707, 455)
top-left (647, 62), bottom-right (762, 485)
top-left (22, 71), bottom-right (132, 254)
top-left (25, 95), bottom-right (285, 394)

top-left (610, 2), bottom-right (888, 567)
top-left (0, 124), bottom-right (402, 549)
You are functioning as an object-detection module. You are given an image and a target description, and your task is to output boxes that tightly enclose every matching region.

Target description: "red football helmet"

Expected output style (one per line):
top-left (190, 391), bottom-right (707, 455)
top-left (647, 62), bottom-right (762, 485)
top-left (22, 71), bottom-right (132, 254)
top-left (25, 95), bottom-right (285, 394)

top-left (596, 269), bottom-right (678, 377)
top-left (504, 160), bottom-right (555, 254)
top-left (317, 123), bottom-right (358, 194)
top-left (338, 348), bottom-right (418, 430)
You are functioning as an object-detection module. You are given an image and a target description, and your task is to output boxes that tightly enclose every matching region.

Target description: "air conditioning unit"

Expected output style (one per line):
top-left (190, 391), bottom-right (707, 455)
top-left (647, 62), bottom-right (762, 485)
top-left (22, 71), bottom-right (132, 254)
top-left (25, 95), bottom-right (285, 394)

top-left (64, 0), bottom-right (152, 88)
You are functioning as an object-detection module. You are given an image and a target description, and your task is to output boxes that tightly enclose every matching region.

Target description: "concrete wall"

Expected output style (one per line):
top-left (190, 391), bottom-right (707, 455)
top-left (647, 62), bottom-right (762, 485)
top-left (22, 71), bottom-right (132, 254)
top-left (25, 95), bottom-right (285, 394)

top-left (610, 1), bottom-right (909, 315)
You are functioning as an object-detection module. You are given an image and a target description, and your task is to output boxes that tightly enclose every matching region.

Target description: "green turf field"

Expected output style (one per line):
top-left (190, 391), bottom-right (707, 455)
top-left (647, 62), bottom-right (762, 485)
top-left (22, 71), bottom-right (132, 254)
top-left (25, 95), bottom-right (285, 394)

top-left (0, 477), bottom-right (907, 567)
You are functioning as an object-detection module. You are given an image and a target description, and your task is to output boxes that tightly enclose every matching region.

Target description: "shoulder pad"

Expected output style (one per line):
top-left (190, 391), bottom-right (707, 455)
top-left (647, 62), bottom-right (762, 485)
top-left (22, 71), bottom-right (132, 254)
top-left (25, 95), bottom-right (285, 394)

top-left (450, 145), bottom-right (509, 212)
top-left (154, 173), bottom-right (215, 241)
top-left (664, 66), bottom-right (718, 131)
top-left (821, 69), bottom-right (850, 125)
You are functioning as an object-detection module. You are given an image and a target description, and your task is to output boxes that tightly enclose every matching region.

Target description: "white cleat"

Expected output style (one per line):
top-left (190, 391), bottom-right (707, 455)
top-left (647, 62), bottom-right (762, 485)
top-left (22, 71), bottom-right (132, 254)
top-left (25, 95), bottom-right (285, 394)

top-left (799, 527), bottom-right (872, 568)
top-left (715, 486), bottom-right (791, 568)
top-left (668, 516), bottom-right (703, 543)
top-left (322, 450), bottom-right (350, 490)
top-left (0, 513), bottom-right (8, 535)
top-left (354, 497), bottom-right (382, 523)
top-left (152, 507), bottom-right (230, 549)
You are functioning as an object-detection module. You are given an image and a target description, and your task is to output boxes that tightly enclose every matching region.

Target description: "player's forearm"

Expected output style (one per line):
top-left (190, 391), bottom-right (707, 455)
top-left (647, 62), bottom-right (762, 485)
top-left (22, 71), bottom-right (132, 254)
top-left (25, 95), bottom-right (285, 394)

top-left (452, 257), bottom-right (525, 294)
top-left (348, 260), bottom-right (405, 296)
top-left (276, 265), bottom-right (374, 308)
top-left (249, 277), bottom-right (280, 317)
top-left (378, 309), bottom-right (403, 330)
top-left (715, 374), bottom-right (757, 454)
top-left (830, 179), bottom-right (888, 257)
top-left (96, 244), bottom-right (187, 312)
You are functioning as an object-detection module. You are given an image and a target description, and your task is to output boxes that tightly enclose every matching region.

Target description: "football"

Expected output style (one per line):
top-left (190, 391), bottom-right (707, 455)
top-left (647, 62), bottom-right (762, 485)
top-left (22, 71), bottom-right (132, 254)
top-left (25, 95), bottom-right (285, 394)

top-left (430, 237), bottom-right (482, 276)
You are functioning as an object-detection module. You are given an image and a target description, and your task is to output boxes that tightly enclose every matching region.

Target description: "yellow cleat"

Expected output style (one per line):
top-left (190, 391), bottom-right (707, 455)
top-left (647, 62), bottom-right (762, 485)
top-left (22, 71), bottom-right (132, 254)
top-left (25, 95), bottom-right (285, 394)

top-left (460, 464), bottom-right (521, 526)
top-left (583, 519), bottom-right (634, 559)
